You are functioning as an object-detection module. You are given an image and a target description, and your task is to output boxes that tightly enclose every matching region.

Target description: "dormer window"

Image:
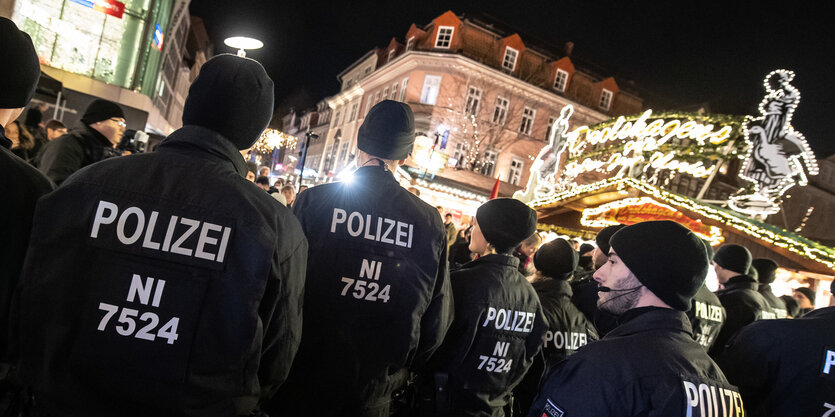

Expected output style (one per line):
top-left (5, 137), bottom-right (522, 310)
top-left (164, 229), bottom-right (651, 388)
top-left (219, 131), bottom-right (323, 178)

top-left (502, 47), bottom-right (518, 72)
top-left (554, 69), bottom-right (569, 92)
top-left (387, 49), bottom-right (395, 64)
top-left (599, 89), bottom-right (613, 111)
top-left (435, 26), bottom-right (454, 48)
top-left (406, 36), bottom-right (415, 50)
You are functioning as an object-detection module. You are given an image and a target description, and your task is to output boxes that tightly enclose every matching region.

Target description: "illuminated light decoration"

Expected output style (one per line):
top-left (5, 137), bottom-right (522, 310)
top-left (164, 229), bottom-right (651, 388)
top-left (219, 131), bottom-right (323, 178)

top-left (515, 105), bottom-right (574, 203)
top-left (729, 70), bottom-right (819, 216)
top-left (530, 177), bottom-right (835, 269)
top-left (580, 197), bottom-right (724, 246)
top-left (414, 178), bottom-right (487, 203)
top-left (559, 109), bottom-right (744, 181)
top-left (254, 129), bottom-right (298, 155)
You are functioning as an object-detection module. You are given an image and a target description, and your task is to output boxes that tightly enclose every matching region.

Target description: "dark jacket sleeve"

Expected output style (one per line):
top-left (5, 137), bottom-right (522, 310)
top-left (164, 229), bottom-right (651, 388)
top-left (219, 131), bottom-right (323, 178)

top-left (256, 216), bottom-right (308, 401)
top-left (526, 357), bottom-right (619, 417)
top-left (716, 324), bottom-right (771, 410)
top-left (38, 137), bottom-right (83, 186)
top-left (412, 235), bottom-right (454, 369)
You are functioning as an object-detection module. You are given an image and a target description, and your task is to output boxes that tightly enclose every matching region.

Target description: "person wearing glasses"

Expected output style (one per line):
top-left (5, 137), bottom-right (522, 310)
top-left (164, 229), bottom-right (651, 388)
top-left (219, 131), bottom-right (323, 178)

top-left (38, 99), bottom-right (126, 185)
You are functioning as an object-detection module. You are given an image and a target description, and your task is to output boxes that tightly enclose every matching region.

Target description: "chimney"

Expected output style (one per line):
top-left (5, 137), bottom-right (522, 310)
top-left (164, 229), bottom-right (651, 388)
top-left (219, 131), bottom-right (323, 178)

top-left (564, 41), bottom-right (574, 57)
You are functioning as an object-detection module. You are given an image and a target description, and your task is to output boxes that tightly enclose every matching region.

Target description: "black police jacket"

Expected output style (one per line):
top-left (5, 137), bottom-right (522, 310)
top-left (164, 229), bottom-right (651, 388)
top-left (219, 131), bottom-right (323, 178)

top-left (686, 284), bottom-right (726, 350)
top-left (758, 284), bottom-right (788, 319)
top-left (16, 125), bottom-right (307, 416)
top-left (710, 275), bottom-right (772, 357)
top-left (427, 254), bottom-right (546, 417)
top-left (513, 277), bottom-right (597, 415)
top-left (527, 307), bottom-right (744, 417)
top-left (0, 128), bottom-right (53, 361)
top-left (37, 124), bottom-right (121, 186)
top-left (719, 307), bottom-right (835, 416)
top-left (270, 165), bottom-right (453, 416)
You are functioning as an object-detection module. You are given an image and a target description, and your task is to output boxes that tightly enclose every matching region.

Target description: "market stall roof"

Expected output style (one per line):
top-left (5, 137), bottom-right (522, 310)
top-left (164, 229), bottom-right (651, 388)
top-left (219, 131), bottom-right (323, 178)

top-left (531, 177), bottom-right (835, 276)
top-left (401, 165), bottom-right (522, 199)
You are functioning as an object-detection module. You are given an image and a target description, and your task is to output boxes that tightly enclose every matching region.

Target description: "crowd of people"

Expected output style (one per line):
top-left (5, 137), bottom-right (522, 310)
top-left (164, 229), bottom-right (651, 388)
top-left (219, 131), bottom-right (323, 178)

top-left (2, 17), bottom-right (834, 417)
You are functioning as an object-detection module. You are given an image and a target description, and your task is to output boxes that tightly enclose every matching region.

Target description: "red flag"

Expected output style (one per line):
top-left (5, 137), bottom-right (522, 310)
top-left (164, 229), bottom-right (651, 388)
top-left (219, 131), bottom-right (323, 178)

top-left (489, 178), bottom-right (500, 199)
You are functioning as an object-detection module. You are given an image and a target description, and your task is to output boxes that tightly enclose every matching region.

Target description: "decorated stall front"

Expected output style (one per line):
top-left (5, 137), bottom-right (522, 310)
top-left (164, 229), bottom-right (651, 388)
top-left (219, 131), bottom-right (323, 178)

top-left (516, 70), bottom-right (833, 303)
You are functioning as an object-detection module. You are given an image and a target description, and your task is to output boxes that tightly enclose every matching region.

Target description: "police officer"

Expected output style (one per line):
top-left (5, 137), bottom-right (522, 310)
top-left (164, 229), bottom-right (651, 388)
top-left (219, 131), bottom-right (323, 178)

top-left (709, 244), bottom-right (771, 357)
top-left (514, 238), bottom-right (597, 415)
top-left (421, 198), bottom-right (546, 416)
top-left (751, 258), bottom-right (788, 319)
top-left (718, 279), bottom-right (835, 416)
top-left (0, 17), bottom-right (53, 401)
top-left (269, 100), bottom-right (453, 417)
top-left (570, 224), bottom-right (624, 336)
top-left (16, 54), bottom-right (307, 416)
top-left (686, 242), bottom-right (726, 350)
top-left (528, 221), bottom-right (743, 417)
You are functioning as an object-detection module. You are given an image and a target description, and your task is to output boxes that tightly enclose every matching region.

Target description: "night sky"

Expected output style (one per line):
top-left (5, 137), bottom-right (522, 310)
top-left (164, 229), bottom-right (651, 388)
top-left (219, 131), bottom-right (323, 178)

top-left (189, 0), bottom-right (834, 158)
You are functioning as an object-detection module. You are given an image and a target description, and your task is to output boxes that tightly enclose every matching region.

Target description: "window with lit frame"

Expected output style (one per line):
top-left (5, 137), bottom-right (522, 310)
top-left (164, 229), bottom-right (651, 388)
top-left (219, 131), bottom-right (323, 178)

top-left (399, 78), bottom-right (409, 101)
top-left (465, 86), bottom-right (482, 116)
top-left (493, 97), bottom-right (509, 124)
top-left (482, 150), bottom-right (498, 177)
top-left (435, 26), bottom-right (454, 49)
top-left (502, 47), bottom-right (519, 72)
top-left (599, 89), bottom-right (613, 110)
top-left (554, 69), bottom-right (569, 92)
top-left (520, 107), bottom-right (535, 135)
top-left (509, 157), bottom-right (524, 185)
top-left (406, 37), bottom-right (415, 50)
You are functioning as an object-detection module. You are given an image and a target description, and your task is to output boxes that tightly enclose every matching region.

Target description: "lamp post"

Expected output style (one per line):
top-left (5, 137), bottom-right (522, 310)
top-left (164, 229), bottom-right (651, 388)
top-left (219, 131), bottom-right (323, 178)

top-left (298, 131), bottom-right (319, 192)
top-left (223, 36), bottom-right (264, 57)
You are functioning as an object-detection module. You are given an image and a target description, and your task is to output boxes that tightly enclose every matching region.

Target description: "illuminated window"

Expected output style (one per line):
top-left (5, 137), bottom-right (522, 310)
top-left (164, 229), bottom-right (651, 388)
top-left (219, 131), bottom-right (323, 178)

top-left (520, 107), bottom-right (535, 135)
top-left (349, 102), bottom-right (358, 122)
top-left (383, 87), bottom-right (389, 101)
top-left (599, 89), bottom-right (613, 110)
top-left (435, 26), bottom-right (454, 48)
top-left (482, 150), bottom-right (498, 177)
top-left (545, 116), bottom-right (556, 141)
top-left (420, 75), bottom-right (442, 105)
top-left (452, 142), bottom-right (469, 167)
top-left (464, 86), bottom-right (482, 116)
top-left (492, 97), bottom-right (509, 124)
top-left (332, 110), bottom-right (341, 128)
top-left (390, 82), bottom-right (398, 100)
top-left (502, 47), bottom-right (518, 72)
top-left (406, 36), bottom-right (415, 50)
top-left (509, 157), bottom-right (524, 185)
top-left (399, 77), bottom-right (409, 101)
top-left (554, 69), bottom-right (569, 92)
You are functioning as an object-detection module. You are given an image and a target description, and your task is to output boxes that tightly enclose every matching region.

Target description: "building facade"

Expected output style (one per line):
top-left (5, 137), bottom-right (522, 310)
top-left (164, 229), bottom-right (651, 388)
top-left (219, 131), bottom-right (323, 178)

top-left (286, 11), bottom-right (644, 206)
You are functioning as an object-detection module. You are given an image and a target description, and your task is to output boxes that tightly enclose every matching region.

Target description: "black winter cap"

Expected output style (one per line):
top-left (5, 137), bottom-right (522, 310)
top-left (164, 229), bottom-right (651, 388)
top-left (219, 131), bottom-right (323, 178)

top-left (794, 287), bottom-right (816, 305)
top-left (81, 99), bottom-right (125, 125)
top-left (609, 220), bottom-right (709, 311)
top-left (713, 244), bottom-right (752, 275)
top-left (751, 258), bottom-right (778, 284)
top-left (0, 17), bottom-right (40, 109)
top-left (534, 238), bottom-right (578, 280)
top-left (357, 100), bottom-right (415, 160)
top-left (475, 198), bottom-right (537, 253)
top-left (596, 224), bottom-right (626, 256)
top-left (182, 54), bottom-right (274, 150)
top-left (579, 243), bottom-right (595, 256)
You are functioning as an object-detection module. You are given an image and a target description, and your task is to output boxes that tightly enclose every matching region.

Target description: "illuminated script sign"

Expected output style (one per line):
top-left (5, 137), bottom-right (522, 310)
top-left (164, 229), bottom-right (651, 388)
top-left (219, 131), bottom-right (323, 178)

top-left (562, 110), bottom-right (740, 181)
top-left (581, 197), bottom-right (724, 245)
top-left (729, 70), bottom-right (818, 216)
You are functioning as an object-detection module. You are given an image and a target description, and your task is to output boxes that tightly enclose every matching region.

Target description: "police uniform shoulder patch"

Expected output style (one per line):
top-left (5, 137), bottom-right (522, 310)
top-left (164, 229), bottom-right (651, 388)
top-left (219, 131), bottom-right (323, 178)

top-left (542, 398), bottom-right (565, 417)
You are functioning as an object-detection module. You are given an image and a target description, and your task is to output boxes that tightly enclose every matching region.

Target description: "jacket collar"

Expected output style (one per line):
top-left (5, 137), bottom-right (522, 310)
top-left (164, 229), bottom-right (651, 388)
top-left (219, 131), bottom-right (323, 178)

top-left (158, 125), bottom-right (249, 176)
top-left (352, 164), bottom-right (397, 181)
top-left (77, 123), bottom-right (113, 147)
top-left (606, 307), bottom-right (692, 338)
top-left (532, 277), bottom-right (573, 298)
top-left (463, 253), bottom-right (520, 269)
top-left (720, 275), bottom-right (758, 292)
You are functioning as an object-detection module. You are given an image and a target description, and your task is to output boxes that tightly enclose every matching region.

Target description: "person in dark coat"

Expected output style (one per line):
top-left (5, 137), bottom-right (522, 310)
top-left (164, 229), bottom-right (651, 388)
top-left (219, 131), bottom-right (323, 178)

top-left (513, 238), bottom-right (597, 415)
top-left (686, 241), bottom-right (726, 350)
top-left (448, 225), bottom-right (473, 269)
top-left (718, 279), bottom-right (835, 416)
top-left (709, 244), bottom-right (772, 357)
top-left (16, 54), bottom-right (307, 416)
top-left (38, 99), bottom-right (126, 185)
top-left (570, 224), bottom-right (624, 336)
top-left (780, 294), bottom-right (800, 318)
top-left (575, 243), bottom-right (595, 274)
top-left (268, 100), bottom-right (453, 417)
top-left (421, 198), bottom-right (547, 417)
top-left (528, 221), bottom-right (743, 417)
top-left (793, 286), bottom-right (816, 317)
top-left (0, 17), bottom-right (54, 390)
top-left (751, 258), bottom-right (788, 318)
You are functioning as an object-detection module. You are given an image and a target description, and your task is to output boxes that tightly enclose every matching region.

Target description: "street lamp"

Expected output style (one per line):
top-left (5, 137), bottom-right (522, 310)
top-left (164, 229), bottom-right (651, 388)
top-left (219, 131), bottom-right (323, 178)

top-left (223, 36), bottom-right (264, 57)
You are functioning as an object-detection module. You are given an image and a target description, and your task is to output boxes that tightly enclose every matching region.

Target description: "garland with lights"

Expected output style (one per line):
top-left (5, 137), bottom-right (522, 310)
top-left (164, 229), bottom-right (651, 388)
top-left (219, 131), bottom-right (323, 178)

top-left (254, 129), bottom-right (298, 155)
top-left (530, 177), bottom-right (835, 269)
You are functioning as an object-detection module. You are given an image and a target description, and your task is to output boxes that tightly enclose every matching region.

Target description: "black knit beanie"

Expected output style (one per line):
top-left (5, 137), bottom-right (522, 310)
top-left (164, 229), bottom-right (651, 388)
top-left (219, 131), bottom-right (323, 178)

top-left (182, 54), bottom-right (274, 150)
top-left (534, 238), bottom-right (578, 280)
top-left (81, 99), bottom-right (125, 125)
top-left (357, 100), bottom-right (415, 160)
top-left (0, 17), bottom-right (40, 109)
top-left (751, 258), bottom-right (778, 284)
top-left (609, 220), bottom-right (708, 311)
top-left (596, 224), bottom-right (626, 255)
top-left (579, 243), bottom-right (595, 256)
top-left (713, 244), bottom-right (752, 275)
top-left (794, 287), bottom-right (816, 305)
top-left (475, 198), bottom-right (537, 253)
